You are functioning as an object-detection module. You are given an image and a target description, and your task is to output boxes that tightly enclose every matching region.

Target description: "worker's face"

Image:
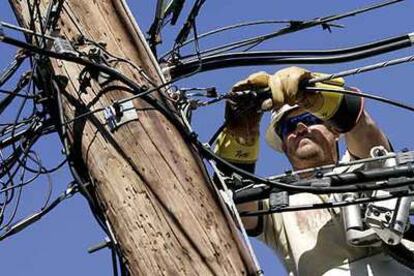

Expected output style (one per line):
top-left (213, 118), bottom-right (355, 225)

top-left (281, 109), bottom-right (339, 170)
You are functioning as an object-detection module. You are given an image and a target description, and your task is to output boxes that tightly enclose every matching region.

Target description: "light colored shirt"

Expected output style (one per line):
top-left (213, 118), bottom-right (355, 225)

top-left (258, 152), bottom-right (414, 275)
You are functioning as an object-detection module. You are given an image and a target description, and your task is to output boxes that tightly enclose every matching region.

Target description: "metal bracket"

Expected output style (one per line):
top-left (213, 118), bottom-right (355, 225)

top-left (88, 237), bottom-right (112, 254)
top-left (365, 192), bottom-right (412, 245)
top-left (104, 101), bottom-right (138, 132)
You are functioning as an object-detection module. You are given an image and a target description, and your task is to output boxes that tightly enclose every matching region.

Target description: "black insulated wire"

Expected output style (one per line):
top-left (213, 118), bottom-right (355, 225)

top-left (183, 33), bottom-right (412, 62)
top-left (239, 189), bottom-right (414, 217)
top-left (170, 34), bottom-right (414, 77)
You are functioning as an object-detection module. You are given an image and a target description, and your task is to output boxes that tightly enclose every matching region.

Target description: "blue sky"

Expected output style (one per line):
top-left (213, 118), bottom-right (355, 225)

top-left (0, 1), bottom-right (413, 275)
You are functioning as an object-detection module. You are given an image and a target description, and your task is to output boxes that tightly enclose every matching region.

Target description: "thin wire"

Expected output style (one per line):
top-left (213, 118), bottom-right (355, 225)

top-left (0, 89), bottom-right (37, 99)
top-left (160, 20), bottom-right (290, 60)
top-left (178, 0), bottom-right (405, 60)
top-left (308, 54), bottom-right (414, 84)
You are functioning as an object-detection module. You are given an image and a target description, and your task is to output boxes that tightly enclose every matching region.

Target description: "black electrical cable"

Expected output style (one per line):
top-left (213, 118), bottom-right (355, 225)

top-left (44, 0), bottom-right (65, 32)
top-left (0, 73), bottom-right (32, 116)
top-left (23, 150), bottom-right (53, 209)
top-left (9, 74), bottom-right (45, 176)
top-left (0, 89), bottom-right (37, 99)
top-left (239, 188), bottom-right (414, 217)
top-left (183, 32), bottom-right (412, 62)
top-left (0, 133), bottom-right (41, 180)
top-left (26, 0), bottom-right (39, 45)
top-left (3, 31), bottom-right (411, 117)
top-left (170, 37), bottom-right (413, 77)
top-left (34, 0), bottom-right (47, 47)
top-left (0, 179), bottom-right (23, 231)
top-left (173, 0), bottom-right (206, 47)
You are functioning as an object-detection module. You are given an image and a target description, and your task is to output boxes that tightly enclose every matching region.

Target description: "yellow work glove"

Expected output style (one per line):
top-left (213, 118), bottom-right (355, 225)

top-left (267, 67), bottom-right (360, 132)
top-left (264, 67), bottom-right (347, 122)
top-left (215, 72), bottom-right (271, 164)
top-left (231, 67), bottom-right (313, 110)
top-left (267, 66), bottom-right (312, 109)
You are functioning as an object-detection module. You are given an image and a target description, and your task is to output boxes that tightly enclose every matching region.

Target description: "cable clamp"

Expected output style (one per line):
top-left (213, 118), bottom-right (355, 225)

top-left (53, 38), bottom-right (79, 57)
top-left (104, 100), bottom-right (138, 132)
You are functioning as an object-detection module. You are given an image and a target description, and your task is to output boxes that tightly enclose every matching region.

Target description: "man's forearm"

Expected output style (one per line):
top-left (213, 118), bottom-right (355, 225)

top-left (345, 110), bottom-right (390, 158)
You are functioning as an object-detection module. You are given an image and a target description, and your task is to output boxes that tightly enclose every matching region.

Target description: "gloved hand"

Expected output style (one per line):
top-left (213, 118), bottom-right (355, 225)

top-left (231, 67), bottom-right (312, 109)
top-left (226, 71), bottom-right (270, 129)
top-left (232, 67), bottom-right (350, 123)
top-left (214, 72), bottom-right (270, 163)
top-left (224, 68), bottom-right (310, 137)
top-left (267, 66), bottom-right (312, 108)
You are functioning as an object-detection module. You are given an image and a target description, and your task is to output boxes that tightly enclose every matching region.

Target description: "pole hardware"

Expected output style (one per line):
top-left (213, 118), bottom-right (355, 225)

top-left (104, 100), bottom-right (138, 132)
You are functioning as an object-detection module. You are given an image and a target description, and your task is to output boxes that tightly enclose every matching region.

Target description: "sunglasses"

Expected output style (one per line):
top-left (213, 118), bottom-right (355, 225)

top-left (276, 112), bottom-right (323, 140)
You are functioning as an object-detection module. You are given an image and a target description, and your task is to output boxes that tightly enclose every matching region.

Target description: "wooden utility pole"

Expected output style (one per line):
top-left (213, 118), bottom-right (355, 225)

top-left (10, 0), bottom-right (256, 275)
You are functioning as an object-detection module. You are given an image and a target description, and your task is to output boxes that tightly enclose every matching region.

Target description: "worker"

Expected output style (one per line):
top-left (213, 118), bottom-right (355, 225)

top-left (214, 66), bottom-right (414, 275)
